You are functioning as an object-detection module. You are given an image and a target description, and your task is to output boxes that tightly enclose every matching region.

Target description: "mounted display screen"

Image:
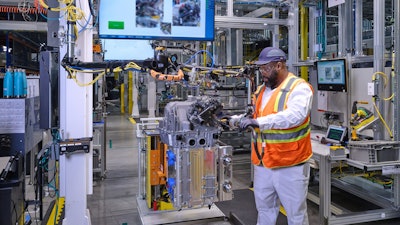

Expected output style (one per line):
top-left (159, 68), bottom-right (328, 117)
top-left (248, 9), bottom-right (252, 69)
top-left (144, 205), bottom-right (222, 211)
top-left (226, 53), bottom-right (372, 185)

top-left (316, 59), bottom-right (347, 92)
top-left (325, 125), bottom-right (347, 144)
top-left (98, 0), bottom-right (215, 41)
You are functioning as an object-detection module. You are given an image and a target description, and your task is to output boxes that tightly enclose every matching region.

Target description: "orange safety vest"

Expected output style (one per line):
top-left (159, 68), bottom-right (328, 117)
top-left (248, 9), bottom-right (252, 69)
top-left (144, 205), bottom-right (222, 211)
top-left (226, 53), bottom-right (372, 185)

top-left (251, 73), bottom-right (313, 168)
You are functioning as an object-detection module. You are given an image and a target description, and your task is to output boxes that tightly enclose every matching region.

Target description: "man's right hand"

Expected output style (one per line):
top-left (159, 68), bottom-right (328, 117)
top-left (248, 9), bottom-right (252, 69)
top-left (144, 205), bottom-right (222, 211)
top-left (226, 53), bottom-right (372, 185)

top-left (239, 118), bottom-right (259, 131)
top-left (229, 114), bottom-right (245, 128)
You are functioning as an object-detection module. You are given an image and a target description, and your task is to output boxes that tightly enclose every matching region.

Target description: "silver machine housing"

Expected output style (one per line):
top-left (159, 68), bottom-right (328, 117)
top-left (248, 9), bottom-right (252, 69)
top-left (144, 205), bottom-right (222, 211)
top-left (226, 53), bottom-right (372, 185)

top-left (159, 96), bottom-right (233, 209)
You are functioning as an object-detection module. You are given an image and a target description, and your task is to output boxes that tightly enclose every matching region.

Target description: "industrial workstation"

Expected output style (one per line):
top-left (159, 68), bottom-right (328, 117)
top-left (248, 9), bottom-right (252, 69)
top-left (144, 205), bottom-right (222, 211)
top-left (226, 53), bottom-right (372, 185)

top-left (1, 0), bottom-right (400, 225)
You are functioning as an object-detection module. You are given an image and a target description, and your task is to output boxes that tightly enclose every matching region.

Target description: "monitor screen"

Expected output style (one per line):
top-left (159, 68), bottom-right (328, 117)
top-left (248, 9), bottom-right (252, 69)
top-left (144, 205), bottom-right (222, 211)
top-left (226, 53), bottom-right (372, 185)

top-left (325, 125), bottom-right (347, 144)
top-left (316, 59), bottom-right (347, 92)
top-left (98, 0), bottom-right (215, 41)
top-left (102, 39), bottom-right (154, 61)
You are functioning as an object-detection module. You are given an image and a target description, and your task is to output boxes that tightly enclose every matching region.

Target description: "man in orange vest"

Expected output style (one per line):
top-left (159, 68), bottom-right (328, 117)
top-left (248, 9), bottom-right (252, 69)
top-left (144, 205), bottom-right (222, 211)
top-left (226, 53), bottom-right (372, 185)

top-left (231, 47), bottom-right (313, 225)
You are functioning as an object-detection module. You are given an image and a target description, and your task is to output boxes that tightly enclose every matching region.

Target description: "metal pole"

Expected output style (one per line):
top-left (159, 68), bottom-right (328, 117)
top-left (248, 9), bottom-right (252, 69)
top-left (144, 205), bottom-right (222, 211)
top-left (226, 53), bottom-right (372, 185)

top-left (338, 4), bottom-right (345, 57)
top-left (354, 0), bottom-right (363, 56)
top-left (227, 0), bottom-right (234, 66)
top-left (59, 0), bottom-right (93, 224)
top-left (300, 3), bottom-right (309, 80)
top-left (373, 0), bottom-right (386, 140)
top-left (394, 0), bottom-right (400, 141)
top-left (272, 8), bottom-right (280, 48)
top-left (66, 20), bottom-right (75, 63)
top-left (308, 6), bottom-right (317, 60)
top-left (288, 0), bottom-right (299, 74)
top-left (236, 29), bottom-right (243, 65)
top-left (346, 53), bottom-right (353, 129)
top-left (345, 0), bottom-right (354, 53)
top-left (392, 0), bottom-right (400, 208)
top-left (39, 163), bottom-right (43, 220)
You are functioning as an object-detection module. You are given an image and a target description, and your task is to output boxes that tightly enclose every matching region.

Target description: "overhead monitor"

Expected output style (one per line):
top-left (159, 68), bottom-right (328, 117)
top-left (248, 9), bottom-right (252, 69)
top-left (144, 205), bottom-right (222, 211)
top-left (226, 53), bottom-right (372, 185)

top-left (325, 125), bottom-right (347, 144)
top-left (98, 0), bottom-right (215, 41)
top-left (102, 39), bottom-right (154, 61)
top-left (316, 59), bottom-right (347, 92)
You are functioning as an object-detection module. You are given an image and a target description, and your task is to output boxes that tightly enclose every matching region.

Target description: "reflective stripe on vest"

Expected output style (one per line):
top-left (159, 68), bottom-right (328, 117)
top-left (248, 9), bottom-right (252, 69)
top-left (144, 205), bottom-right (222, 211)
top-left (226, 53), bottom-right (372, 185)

top-left (265, 76), bottom-right (310, 143)
top-left (252, 74), bottom-right (313, 168)
top-left (274, 76), bottom-right (301, 112)
top-left (259, 118), bottom-right (310, 143)
top-left (252, 84), bottom-right (265, 113)
top-left (254, 84), bottom-right (265, 99)
top-left (251, 75), bottom-right (308, 153)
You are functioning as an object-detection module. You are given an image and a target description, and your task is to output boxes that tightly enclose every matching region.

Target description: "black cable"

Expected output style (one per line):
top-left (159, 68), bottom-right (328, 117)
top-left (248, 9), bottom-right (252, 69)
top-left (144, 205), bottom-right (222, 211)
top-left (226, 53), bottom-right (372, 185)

top-left (88, 0), bottom-right (96, 18)
top-left (46, 161), bottom-right (58, 199)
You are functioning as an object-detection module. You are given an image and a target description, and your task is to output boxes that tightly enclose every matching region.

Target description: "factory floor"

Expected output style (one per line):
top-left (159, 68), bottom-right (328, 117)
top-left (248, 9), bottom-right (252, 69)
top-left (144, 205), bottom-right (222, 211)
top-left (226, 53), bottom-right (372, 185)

top-left (85, 113), bottom-right (400, 225)
top-left (26, 112), bottom-right (400, 225)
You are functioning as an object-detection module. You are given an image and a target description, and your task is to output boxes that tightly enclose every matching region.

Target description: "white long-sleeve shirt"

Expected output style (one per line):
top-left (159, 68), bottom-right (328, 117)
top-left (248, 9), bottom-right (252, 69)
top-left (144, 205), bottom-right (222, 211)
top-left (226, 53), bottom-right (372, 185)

top-left (256, 81), bottom-right (313, 131)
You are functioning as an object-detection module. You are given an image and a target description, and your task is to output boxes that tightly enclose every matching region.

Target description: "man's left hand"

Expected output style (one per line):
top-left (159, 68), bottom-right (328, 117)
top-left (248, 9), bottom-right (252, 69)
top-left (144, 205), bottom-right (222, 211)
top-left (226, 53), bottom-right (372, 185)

top-left (239, 118), bottom-right (259, 131)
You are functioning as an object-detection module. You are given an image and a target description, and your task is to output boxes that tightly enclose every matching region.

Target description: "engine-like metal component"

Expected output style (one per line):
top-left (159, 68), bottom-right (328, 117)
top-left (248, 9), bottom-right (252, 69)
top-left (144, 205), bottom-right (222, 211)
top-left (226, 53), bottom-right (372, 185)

top-left (159, 96), bottom-right (233, 209)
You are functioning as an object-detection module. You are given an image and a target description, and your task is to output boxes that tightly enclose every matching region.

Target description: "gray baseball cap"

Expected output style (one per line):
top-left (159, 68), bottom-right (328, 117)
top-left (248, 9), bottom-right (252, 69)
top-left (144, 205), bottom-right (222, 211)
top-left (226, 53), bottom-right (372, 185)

top-left (254, 47), bottom-right (287, 65)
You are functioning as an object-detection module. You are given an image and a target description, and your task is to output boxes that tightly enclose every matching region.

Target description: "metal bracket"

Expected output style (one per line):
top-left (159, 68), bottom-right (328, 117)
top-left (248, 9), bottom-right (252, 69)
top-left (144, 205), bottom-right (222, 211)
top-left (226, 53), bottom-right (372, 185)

top-left (59, 137), bottom-right (92, 155)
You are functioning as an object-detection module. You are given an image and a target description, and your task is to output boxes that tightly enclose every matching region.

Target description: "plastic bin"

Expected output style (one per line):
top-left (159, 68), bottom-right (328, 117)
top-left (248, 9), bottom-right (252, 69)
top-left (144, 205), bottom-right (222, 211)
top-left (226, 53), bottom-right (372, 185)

top-left (348, 141), bottom-right (400, 163)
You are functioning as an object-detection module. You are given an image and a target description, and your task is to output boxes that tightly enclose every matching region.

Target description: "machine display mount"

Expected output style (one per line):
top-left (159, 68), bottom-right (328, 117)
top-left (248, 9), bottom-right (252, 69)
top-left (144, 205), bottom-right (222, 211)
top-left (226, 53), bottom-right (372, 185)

top-left (316, 59), bottom-right (347, 92)
top-left (325, 125), bottom-right (347, 144)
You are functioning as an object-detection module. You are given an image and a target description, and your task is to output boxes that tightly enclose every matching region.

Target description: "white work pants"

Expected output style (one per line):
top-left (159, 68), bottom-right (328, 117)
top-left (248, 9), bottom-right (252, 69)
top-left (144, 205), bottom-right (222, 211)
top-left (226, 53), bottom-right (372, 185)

top-left (254, 163), bottom-right (310, 225)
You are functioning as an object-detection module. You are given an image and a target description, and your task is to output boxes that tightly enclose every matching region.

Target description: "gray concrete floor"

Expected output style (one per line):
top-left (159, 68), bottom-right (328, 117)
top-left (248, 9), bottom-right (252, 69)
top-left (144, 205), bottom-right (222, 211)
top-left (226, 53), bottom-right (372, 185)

top-left (87, 113), bottom-right (235, 225)
top-left (88, 114), bottom-right (141, 225)
top-left (86, 114), bottom-right (400, 225)
top-left (24, 113), bottom-right (400, 225)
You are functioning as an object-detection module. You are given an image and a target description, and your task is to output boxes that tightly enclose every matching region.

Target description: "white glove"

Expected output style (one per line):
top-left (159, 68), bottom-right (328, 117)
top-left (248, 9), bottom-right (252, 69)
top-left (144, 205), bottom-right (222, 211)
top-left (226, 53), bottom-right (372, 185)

top-left (229, 114), bottom-right (245, 128)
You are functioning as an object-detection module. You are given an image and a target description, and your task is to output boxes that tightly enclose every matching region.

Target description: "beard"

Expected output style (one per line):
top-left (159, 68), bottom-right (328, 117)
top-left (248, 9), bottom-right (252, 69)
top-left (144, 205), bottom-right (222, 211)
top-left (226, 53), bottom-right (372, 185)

top-left (264, 69), bottom-right (279, 89)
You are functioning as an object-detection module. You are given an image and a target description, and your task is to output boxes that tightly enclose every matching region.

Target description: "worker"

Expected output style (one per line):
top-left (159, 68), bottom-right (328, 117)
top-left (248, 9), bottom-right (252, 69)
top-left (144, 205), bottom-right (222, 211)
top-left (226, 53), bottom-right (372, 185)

top-left (230, 47), bottom-right (313, 225)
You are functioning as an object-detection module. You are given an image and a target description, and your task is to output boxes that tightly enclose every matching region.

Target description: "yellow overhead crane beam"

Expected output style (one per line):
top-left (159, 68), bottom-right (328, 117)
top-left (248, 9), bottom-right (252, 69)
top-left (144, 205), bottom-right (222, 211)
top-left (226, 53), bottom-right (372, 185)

top-left (300, 2), bottom-right (309, 81)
